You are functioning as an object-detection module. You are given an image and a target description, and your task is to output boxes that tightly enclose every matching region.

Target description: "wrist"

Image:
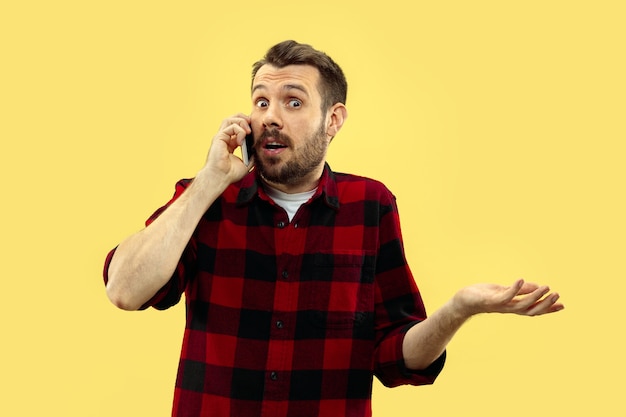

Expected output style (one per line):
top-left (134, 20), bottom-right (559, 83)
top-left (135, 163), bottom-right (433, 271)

top-left (195, 164), bottom-right (231, 192)
top-left (448, 293), bottom-right (477, 321)
top-left (183, 167), bottom-right (229, 212)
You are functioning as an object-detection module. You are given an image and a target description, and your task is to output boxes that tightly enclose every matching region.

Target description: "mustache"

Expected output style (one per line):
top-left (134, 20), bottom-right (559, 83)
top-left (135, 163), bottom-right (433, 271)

top-left (257, 129), bottom-right (293, 147)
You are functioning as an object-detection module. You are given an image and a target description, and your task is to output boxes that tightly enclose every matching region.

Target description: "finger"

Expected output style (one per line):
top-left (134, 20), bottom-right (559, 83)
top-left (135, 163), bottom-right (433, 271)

top-left (512, 285), bottom-right (550, 311)
top-left (500, 279), bottom-right (525, 302)
top-left (213, 125), bottom-right (248, 155)
top-left (220, 115), bottom-right (251, 133)
top-left (221, 123), bottom-right (246, 140)
top-left (525, 292), bottom-right (563, 316)
top-left (515, 280), bottom-right (542, 295)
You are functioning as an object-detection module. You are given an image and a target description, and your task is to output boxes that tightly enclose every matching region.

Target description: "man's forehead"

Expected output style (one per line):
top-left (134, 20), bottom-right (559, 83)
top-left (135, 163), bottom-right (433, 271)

top-left (252, 64), bottom-right (321, 91)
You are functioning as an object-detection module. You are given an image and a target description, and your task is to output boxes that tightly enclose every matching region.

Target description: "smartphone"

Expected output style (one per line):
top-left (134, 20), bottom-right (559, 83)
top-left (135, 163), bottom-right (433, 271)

top-left (242, 131), bottom-right (254, 166)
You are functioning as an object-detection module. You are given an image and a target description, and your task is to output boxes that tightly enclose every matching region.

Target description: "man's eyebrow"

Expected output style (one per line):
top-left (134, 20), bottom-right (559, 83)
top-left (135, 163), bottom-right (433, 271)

top-left (252, 83), bottom-right (310, 96)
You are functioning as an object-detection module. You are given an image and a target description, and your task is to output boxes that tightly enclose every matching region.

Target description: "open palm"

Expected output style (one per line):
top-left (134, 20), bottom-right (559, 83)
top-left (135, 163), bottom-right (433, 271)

top-left (454, 279), bottom-right (564, 317)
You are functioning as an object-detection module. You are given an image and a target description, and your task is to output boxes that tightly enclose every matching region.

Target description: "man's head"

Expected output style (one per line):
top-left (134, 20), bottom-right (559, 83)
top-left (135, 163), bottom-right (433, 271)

top-left (252, 40), bottom-right (347, 111)
top-left (249, 41), bottom-right (348, 193)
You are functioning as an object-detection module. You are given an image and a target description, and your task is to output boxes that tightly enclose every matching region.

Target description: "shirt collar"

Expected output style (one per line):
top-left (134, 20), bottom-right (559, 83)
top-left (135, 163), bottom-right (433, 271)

top-left (236, 163), bottom-right (340, 211)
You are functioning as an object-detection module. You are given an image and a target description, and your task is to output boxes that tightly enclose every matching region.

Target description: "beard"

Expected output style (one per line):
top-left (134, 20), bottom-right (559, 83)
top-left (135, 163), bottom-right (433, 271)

top-left (254, 119), bottom-right (328, 186)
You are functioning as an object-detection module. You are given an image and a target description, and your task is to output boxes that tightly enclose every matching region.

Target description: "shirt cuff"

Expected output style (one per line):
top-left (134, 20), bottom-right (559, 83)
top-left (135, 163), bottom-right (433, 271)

top-left (374, 321), bottom-right (447, 387)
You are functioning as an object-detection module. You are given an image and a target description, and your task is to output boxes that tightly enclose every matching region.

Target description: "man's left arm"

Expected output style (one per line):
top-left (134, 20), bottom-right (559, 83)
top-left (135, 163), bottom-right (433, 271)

top-left (402, 279), bottom-right (565, 370)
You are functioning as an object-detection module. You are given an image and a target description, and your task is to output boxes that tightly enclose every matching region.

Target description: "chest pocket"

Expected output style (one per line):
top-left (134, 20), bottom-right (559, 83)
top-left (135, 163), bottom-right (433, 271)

top-left (298, 252), bottom-right (376, 334)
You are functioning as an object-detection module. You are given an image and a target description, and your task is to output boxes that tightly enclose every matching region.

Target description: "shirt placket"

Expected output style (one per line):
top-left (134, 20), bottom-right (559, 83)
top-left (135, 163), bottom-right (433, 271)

top-left (261, 211), bottom-right (307, 416)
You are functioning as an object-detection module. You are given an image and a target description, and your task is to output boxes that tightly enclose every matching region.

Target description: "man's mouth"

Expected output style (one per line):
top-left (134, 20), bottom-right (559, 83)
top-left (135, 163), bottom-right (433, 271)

top-left (257, 130), bottom-right (292, 155)
top-left (264, 142), bottom-right (288, 150)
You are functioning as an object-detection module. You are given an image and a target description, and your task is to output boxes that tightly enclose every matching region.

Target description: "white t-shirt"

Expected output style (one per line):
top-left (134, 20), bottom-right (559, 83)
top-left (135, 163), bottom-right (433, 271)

top-left (264, 185), bottom-right (317, 222)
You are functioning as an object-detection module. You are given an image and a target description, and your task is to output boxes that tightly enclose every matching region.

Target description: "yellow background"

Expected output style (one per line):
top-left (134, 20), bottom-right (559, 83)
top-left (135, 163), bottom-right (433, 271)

top-left (1, 1), bottom-right (624, 416)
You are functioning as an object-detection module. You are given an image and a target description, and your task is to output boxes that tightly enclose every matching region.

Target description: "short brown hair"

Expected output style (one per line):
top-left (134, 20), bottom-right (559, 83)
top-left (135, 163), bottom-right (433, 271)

top-left (252, 40), bottom-right (347, 110)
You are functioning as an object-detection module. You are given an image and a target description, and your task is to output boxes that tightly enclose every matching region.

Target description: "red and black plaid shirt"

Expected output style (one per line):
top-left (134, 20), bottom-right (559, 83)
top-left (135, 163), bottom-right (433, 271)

top-left (104, 164), bottom-right (445, 417)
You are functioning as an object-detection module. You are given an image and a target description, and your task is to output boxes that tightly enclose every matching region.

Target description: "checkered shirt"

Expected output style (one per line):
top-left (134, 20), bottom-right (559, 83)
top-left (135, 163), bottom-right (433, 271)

top-left (104, 164), bottom-right (445, 417)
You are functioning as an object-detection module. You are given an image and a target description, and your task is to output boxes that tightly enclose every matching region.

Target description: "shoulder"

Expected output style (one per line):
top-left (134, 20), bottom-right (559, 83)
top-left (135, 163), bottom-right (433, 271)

top-left (332, 171), bottom-right (396, 204)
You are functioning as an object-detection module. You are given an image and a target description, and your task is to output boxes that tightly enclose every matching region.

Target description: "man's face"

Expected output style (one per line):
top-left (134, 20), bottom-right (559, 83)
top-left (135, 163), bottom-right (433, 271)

top-left (250, 64), bottom-right (330, 191)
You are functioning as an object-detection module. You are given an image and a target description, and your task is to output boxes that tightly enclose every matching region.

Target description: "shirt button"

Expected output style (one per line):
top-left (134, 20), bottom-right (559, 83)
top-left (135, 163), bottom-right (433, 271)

top-left (276, 320), bottom-right (284, 329)
top-left (277, 221), bottom-right (286, 228)
top-left (270, 371), bottom-right (278, 381)
top-left (281, 270), bottom-right (289, 279)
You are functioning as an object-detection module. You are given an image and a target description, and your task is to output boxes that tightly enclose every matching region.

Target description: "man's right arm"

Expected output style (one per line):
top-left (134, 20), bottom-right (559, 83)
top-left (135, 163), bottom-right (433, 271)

top-left (105, 114), bottom-right (253, 310)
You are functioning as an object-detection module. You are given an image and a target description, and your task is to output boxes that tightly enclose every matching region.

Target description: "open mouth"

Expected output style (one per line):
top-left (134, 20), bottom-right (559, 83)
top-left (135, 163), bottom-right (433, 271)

top-left (264, 142), bottom-right (288, 150)
top-left (258, 130), bottom-right (291, 155)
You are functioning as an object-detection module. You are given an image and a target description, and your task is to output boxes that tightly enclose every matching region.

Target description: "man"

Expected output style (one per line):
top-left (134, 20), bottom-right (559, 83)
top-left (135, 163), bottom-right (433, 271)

top-left (104, 40), bottom-right (564, 417)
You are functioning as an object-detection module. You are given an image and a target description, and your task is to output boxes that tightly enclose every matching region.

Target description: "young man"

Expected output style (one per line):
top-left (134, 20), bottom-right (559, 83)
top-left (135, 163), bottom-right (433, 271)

top-left (104, 40), bottom-right (564, 417)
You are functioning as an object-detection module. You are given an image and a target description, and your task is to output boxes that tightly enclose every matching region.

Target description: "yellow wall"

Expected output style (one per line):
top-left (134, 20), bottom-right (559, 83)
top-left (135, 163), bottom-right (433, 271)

top-left (1, 1), bottom-right (624, 415)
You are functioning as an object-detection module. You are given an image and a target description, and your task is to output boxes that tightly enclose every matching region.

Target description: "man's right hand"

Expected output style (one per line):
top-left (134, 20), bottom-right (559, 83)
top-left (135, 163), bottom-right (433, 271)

top-left (199, 113), bottom-right (253, 188)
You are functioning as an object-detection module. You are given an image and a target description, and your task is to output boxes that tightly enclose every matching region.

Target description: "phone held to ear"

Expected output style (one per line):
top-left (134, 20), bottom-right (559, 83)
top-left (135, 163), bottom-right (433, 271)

top-left (242, 131), bottom-right (254, 166)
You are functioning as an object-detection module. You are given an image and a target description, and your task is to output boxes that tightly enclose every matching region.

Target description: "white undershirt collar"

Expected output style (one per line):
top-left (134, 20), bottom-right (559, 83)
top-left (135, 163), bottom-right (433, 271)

top-left (264, 185), bottom-right (317, 221)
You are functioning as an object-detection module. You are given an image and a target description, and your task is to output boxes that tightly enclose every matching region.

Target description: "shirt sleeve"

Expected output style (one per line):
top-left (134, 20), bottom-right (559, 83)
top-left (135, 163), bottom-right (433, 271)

top-left (372, 191), bottom-right (446, 387)
top-left (102, 179), bottom-right (196, 310)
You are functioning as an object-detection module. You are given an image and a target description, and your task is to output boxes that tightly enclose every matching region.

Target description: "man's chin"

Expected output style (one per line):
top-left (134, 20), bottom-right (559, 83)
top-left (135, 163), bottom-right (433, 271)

top-left (256, 161), bottom-right (287, 184)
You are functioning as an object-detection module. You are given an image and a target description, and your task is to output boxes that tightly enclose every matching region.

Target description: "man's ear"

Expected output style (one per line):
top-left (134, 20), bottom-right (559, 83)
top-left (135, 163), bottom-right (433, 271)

top-left (326, 103), bottom-right (348, 139)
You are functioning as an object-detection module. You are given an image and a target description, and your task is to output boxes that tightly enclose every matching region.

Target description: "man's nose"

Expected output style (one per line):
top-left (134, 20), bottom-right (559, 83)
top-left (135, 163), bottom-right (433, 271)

top-left (262, 104), bottom-right (283, 129)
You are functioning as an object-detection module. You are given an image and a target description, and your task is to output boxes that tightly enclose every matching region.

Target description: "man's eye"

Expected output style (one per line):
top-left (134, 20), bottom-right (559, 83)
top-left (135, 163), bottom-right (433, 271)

top-left (288, 99), bottom-right (302, 108)
top-left (256, 99), bottom-right (269, 108)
